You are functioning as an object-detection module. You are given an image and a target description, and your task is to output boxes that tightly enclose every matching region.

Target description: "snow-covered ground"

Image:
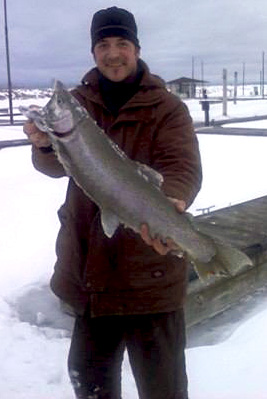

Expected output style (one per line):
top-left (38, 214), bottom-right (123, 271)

top-left (1, 88), bottom-right (267, 398)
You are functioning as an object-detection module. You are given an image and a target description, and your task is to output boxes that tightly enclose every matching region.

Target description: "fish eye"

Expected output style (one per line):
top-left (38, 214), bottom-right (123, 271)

top-left (56, 97), bottom-right (64, 106)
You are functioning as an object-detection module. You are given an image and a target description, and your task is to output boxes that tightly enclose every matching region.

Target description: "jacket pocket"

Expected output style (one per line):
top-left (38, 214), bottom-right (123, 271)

top-left (119, 228), bottom-right (183, 290)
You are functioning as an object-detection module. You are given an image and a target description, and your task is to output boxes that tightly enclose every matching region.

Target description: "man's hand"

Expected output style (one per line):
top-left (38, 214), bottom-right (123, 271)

top-left (140, 198), bottom-right (186, 255)
top-left (23, 120), bottom-right (51, 148)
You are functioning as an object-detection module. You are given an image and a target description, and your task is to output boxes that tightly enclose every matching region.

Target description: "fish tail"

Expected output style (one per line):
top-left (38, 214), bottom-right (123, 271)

top-left (192, 242), bottom-right (253, 281)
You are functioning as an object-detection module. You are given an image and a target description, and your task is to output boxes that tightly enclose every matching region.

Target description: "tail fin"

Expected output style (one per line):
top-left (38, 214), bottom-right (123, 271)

top-left (192, 242), bottom-right (253, 281)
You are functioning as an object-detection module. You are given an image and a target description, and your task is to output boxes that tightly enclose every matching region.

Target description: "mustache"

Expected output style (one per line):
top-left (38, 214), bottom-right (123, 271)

top-left (105, 57), bottom-right (125, 66)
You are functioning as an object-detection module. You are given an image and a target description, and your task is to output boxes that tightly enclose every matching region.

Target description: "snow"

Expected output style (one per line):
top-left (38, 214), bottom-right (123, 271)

top-left (187, 307), bottom-right (267, 399)
top-left (190, 134), bottom-right (267, 214)
top-left (1, 88), bottom-right (267, 398)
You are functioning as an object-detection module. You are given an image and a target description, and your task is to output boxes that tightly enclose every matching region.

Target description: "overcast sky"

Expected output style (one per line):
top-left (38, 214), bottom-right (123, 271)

top-left (0, 0), bottom-right (266, 88)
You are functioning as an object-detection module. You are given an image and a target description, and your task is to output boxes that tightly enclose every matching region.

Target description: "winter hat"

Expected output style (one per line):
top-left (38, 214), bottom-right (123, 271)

top-left (91, 7), bottom-right (140, 51)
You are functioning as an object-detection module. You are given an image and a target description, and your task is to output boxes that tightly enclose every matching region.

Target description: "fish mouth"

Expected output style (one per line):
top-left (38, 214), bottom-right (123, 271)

top-left (54, 80), bottom-right (65, 92)
top-left (50, 110), bottom-right (74, 135)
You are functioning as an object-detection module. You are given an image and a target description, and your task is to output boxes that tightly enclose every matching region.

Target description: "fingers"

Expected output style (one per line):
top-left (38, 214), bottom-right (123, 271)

top-left (140, 224), bottom-right (177, 256)
top-left (140, 198), bottom-right (187, 256)
top-left (23, 121), bottom-right (51, 148)
top-left (168, 197), bottom-right (186, 213)
top-left (140, 224), bottom-right (153, 246)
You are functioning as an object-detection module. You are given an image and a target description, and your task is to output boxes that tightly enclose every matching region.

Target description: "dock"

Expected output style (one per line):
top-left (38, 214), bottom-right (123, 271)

top-left (186, 195), bottom-right (267, 327)
top-left (196, 126), bottom-right (267, 137)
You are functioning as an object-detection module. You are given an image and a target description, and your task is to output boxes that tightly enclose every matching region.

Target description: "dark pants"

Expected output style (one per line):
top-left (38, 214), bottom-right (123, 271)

top-left (68, 308), bottom-right (188, 399)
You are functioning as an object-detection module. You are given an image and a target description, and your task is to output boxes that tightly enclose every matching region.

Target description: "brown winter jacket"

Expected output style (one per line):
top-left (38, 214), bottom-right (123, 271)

top-left (32, 60), bottom-right (202, 317)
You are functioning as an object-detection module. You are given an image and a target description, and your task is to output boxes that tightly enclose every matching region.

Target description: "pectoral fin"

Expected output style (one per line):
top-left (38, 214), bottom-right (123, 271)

top-left (100, 208), bottom-right (120, 238)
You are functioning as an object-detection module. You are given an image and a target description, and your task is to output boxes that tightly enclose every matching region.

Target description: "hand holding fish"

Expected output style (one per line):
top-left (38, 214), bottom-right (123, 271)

top-left (140, 198), bottom-right (186, 255)
top-left (23, 120), bottom-right (51, 148)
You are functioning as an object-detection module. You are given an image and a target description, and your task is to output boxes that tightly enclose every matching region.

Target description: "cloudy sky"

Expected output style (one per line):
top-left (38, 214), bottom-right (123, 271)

top-left (0, 0), bottom-right (266, 88)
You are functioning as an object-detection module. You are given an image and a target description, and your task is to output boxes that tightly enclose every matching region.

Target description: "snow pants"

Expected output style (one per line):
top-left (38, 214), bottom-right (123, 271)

top-left (68, 308), bottom-right (188, 399)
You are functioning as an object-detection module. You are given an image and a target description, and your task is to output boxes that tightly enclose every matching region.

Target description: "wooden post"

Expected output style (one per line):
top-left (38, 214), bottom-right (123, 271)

top-left (191, 56), bottom-right (195, 98)
top-left (262, 51), bottom-right (265, 98)
top-left (201, 60), bottom-right (204, 94)
top-left (223, 68), bottom-right (227, 116)
top-left (234, 71), bottom-right (238, 104)
top-left (242, 62), bottom-right (245, 96)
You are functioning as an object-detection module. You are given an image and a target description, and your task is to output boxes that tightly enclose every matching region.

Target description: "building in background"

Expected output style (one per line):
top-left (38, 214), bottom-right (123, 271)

top-left (166, 77), bottom-right (206, 98)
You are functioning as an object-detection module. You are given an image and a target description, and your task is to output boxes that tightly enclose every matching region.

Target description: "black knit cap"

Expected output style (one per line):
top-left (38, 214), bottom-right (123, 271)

top-left (91, 7), bottom-right (140, 51)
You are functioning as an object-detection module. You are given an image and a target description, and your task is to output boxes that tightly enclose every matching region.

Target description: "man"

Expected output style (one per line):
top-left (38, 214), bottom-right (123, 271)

top-left (24, 7), bottom-right (202, 399)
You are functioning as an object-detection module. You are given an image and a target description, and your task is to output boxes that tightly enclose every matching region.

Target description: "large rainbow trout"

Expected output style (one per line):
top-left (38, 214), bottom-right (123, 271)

top-left (20, 81), bottom-right (252, 280)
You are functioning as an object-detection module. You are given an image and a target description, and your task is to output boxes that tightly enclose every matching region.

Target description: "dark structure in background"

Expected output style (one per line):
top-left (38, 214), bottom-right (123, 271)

top-left (166, 77), bottom-right (206, 98)
top-left (200, 88), bottom-right (210, 126)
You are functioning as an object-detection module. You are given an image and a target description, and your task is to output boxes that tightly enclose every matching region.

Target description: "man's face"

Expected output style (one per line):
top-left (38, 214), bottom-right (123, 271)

top-left (93, 37), bottom-right (140, 82)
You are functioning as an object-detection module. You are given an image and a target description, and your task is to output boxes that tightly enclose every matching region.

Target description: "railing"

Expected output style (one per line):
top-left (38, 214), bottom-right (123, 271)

top-left (0, 138), bottom-right (30, 150)
top-left (0, 110), bottom-right (25, 126)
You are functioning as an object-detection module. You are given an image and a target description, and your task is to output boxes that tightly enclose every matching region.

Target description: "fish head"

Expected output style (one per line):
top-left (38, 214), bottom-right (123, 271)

top-left (43, 80), bottom-right (87, 135)
top-left (20, 81), bottom-right (88, 135)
